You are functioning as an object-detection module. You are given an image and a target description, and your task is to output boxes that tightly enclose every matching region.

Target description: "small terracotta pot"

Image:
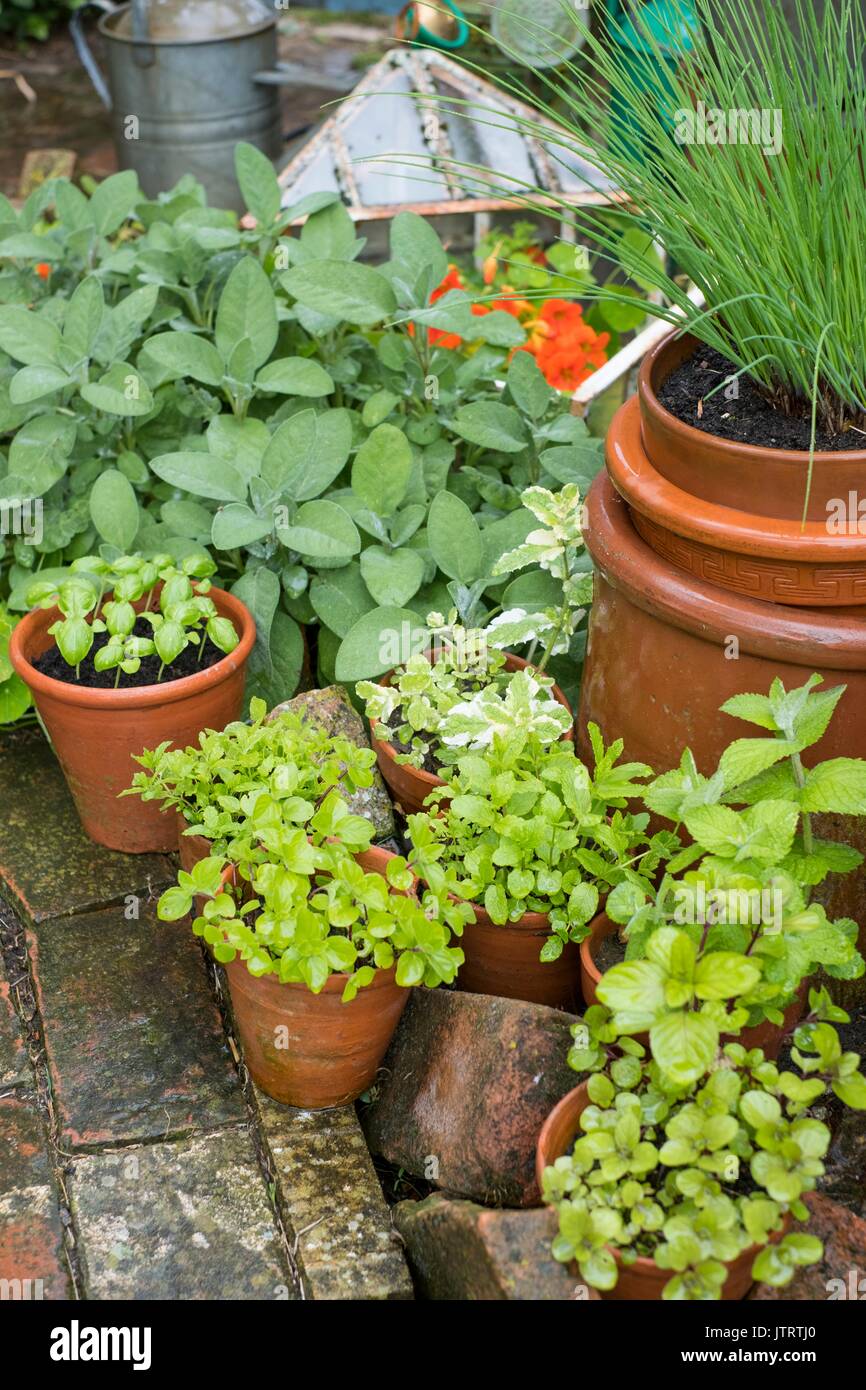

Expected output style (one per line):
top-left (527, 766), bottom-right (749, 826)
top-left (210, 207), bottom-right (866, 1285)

top-left (219, 843), bottom-right (411, 1107)
top-left (224, 956), bottom-right (409, 1108)
top-left (369, 650), bottom-right (574, 817)
top-left (536, 1083), bottom-right (788, 1300)
top-left (608, 393), bottom-right (866, 607)
top-left (639, 332), bottom-right (866, 526)
top-left (578, 475), bottom-right (866, 947)
top-left (177, 816), bottom-right (213, 874)
top-left (456, 901), bottom-right (580, 1010)
top-left (580, 913), bottom-right (808, 1060)
top-left (9, 586), bottom-right (255, 854)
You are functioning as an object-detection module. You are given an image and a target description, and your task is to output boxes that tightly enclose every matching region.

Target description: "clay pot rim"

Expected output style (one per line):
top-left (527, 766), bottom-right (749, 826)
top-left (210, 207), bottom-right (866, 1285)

top-left (610, 395), bottom-right (866, 559)
top-left (579, 910), bottom-right (609, 999)
top-left (639, 331), bottom-right (866, 471)
top-left (225, 954), bottom-right (401, 999)
top-left (535, 1081), bottom-right (788, 1281)
top-left (461, 898), bottom-right (550, 932)
top-left (584, 475), bottom-right (866, 665)
top-left (368, 648), bottom-right (575, 794)
top-left (9, 584), bottom-right (256, 711)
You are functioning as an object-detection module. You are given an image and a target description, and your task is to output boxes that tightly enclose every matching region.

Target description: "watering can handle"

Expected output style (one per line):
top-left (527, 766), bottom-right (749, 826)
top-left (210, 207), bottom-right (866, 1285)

top-left (70, 0), bottom-right (154, 111)
top-left (70, 1), bottom-right (117, 108)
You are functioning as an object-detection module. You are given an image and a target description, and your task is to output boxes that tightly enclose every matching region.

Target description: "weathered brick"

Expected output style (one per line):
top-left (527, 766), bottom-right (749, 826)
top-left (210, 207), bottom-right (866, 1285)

top-left (362, 989), bottom-right (578, 1207)
top-left (69, 1128), bottom-right (297, 1300)
top-left (0, 729), bottom-right (173, 924)
top-left (250, 1088), bottom-right (412, 1300)
top-left (394, 1195), bottom-right (590, 1300)
top-left (30, 904), bottom-right (244, 1147)
top-left (0, 1096), bottom-right (69, 1299)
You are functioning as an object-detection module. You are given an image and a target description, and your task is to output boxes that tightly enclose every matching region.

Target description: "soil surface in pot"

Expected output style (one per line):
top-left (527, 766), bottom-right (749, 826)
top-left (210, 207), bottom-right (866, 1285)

top-left (384, 708), bottom-right (442, 776)
top-left (594, 929), bottom-right (627, 974)
top-left (33, 617), bottom-right (232, 690)
top-left (657, 346), bottom-right (864, 453)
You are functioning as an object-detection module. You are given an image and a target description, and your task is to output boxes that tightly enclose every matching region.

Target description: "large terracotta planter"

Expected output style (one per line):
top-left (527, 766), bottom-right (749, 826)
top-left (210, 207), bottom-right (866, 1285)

top-left (580, 912), bottom-right (807, 1059)
top-left (9, 587), bottom-right (255, 854)
top-left (639, 332), bottom-right (866, 526)
top-left (609, 393), bottom-right (866, 607)
top-left (578, 475), bottom-right (866, 947)
top-left (224, 956), bottom-right (409, 1108)
top-left (370, 650), bottom-right (574, 817)
top-left (536, 1083), bottom-right (787, 1300)
top-left (456, 901), bottom-right (580, 1010)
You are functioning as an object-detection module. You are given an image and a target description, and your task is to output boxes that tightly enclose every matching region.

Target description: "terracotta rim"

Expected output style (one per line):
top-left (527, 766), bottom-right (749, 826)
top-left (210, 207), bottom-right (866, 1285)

top-left (369, 648), bottom-right (574, 790)
top-left (9, 585), bottom-right (256, 711)
top-left (584, 473), bottom-right (866, 668)
top-left (639, 331), bottom-right (866, 478)
top-left (610, 395), bottom-right (866, 562)
top-left (535, 1082), bottom-right (787, 1286)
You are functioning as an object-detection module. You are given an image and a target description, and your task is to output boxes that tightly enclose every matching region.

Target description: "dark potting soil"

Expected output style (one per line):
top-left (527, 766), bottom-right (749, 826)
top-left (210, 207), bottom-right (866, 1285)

top-left (385, 709), bottom-right (441, 776)
top-left (33, 617), bottom-right (229, 691)
top-left (593, 929), bottom-right (627, 974)
top-left (658, 346), bottom-right (865, 452)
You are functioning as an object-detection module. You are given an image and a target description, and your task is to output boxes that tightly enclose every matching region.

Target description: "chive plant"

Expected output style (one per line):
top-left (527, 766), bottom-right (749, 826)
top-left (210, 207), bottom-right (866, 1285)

top-left (417, 0), bottom-right (866, 470)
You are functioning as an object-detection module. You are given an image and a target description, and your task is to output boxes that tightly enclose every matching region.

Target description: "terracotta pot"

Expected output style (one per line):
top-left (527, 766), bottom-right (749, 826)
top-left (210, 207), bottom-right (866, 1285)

top-left (9, 586), bottom-right (255, 854)
top-left (609, 393), bottom-right (866, 607)
top-left (639, 331), bottom-right (866, 526)
top-left (218, 843), bottom-right (411, 1107)
top-left (177, 816), bottom-right (212, 874)
top-left (536, 1083), bottom-right (788, 1300)
top-left (369, 650), bottom-right (574, 817)
top-left (578, 475), bottom-right (866, 947)
top-left (224, 955), bottom-right (409, 1108)
top-left (456, 901), bottom-right (580, 1010)
top-left (581, 912), bottom-right (808, 1059)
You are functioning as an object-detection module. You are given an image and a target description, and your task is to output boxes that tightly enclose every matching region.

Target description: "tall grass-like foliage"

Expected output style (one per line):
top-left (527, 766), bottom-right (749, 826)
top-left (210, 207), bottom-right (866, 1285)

top-left (429, 0), bottom-right (866, 440)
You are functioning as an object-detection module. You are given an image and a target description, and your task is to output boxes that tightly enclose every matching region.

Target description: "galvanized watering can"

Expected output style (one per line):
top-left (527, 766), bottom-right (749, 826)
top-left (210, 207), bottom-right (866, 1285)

top-left (71, 0), bottom-right (292, 209)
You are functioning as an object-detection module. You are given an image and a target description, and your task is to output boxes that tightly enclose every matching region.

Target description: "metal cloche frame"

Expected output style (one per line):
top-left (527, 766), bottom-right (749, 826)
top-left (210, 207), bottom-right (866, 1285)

top-left (276, 47), bottom-right (622, 223)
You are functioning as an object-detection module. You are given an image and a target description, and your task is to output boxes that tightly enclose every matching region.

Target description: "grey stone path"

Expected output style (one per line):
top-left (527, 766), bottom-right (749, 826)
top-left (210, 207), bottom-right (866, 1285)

top-left (0, 729), bottom-right (411, 1301)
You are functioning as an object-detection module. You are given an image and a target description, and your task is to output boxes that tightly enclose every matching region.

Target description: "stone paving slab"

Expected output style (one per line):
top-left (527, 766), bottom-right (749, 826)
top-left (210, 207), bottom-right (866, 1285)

top-left (0, 1096), bottom-right (70, 1299)
top-left (0, 730), bottom-right (174, 925)
top-left (0, 955), bottom-right (28, 1090)
top-left (68, 1127), bottom-right (297, 1300)
top-left (751, 1193), bottom-right (866, 1300)
top-left (30, 904), bottom-right (244, 1147)
top-left (250, 1088), bottom-right (412, 1300)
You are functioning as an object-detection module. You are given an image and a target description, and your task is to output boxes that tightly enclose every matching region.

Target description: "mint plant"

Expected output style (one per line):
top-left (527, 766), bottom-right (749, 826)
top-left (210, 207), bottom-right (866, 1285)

top-left (601, 675), bottom-right (866, 1048)
top-left (126, 696), bottom-right (378, 858)
top-left (545, 980), bottom-right (866, 1298)
top-left (408, 723), bottom-right (671, 958)
top-left (155, 743), bottom-right (465, 1000)
top-left (25, 551), bottom-right (239, 685)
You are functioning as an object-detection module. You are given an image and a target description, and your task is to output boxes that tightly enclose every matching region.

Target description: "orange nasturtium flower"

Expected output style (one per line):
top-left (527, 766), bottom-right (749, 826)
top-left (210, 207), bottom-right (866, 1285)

top-left (35, 262), bottom-right (51, 280)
